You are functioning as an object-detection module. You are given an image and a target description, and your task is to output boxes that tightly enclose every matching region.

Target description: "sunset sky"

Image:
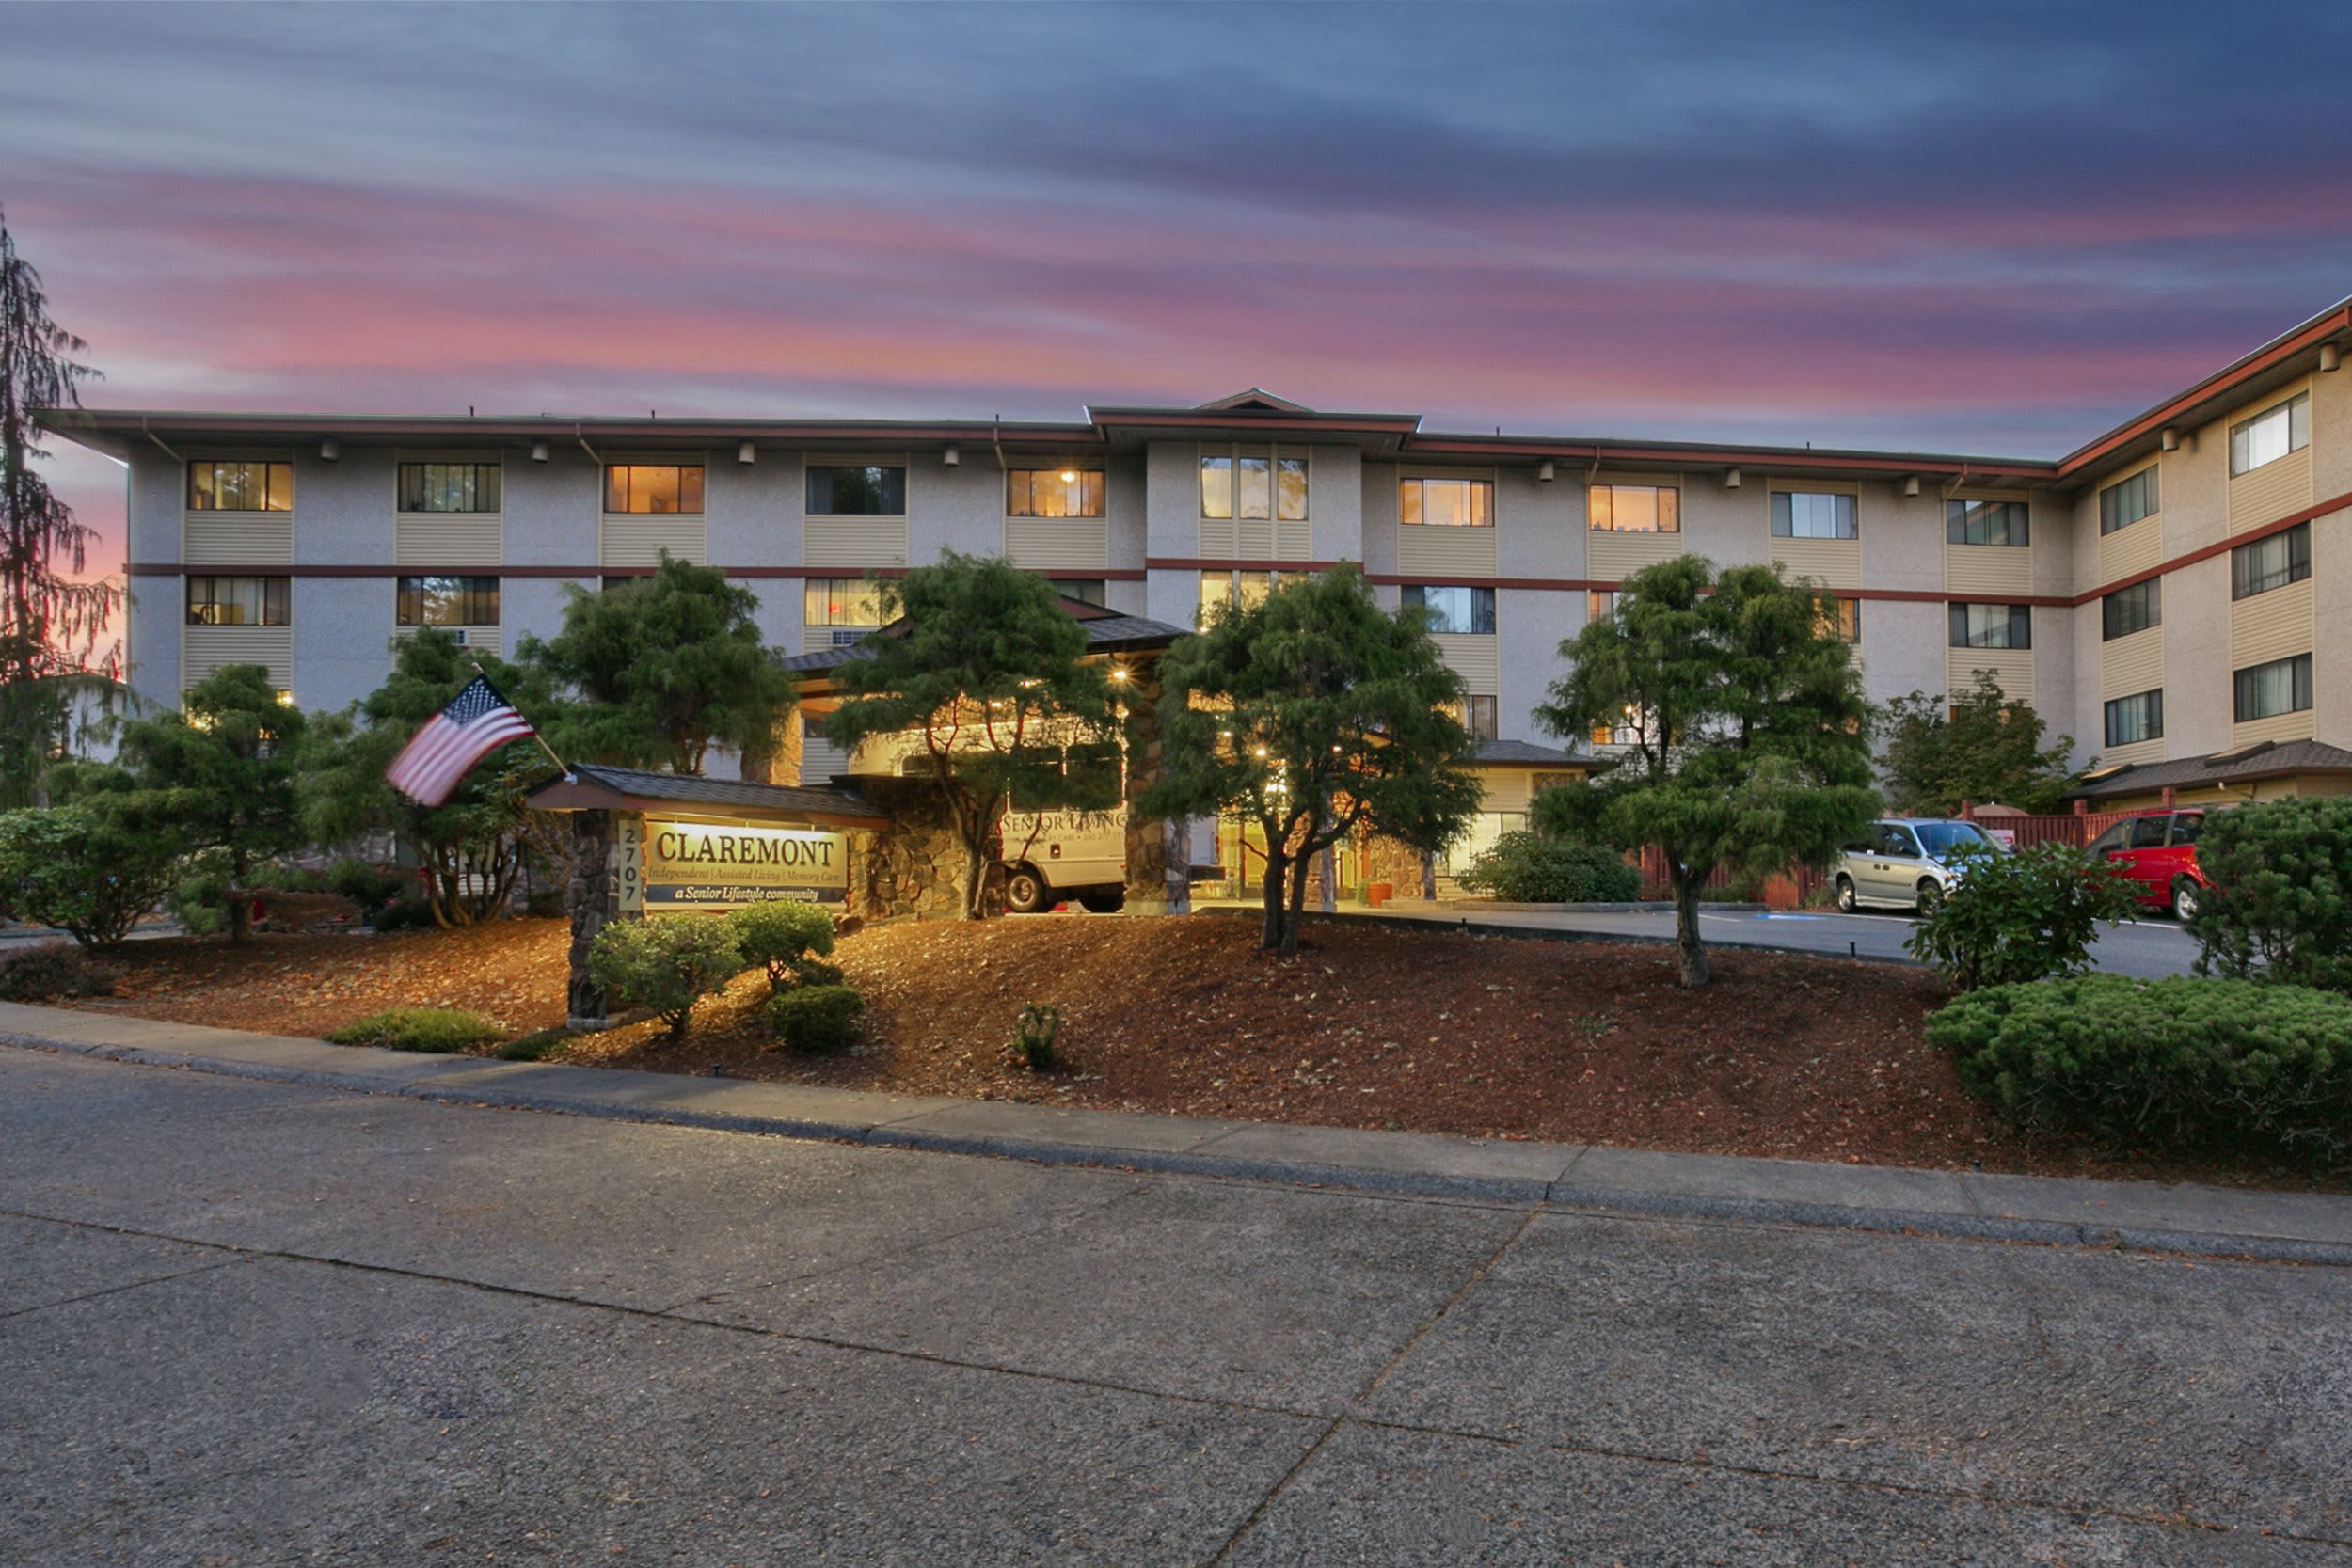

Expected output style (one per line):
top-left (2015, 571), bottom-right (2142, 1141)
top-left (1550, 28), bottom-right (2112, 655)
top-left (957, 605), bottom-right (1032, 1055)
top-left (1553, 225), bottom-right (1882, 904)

top-left (7, 1), bottom-right (2349, 583)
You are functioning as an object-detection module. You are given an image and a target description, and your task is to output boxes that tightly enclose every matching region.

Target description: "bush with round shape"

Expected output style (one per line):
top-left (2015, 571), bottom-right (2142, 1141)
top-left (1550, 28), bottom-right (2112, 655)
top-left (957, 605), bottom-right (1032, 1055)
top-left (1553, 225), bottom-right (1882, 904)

top-left (1928, 974), bottom-right (2352, 1163)
top-left (769, 984), bottom-right (864, 1053)
top-left (588, 916), bottom-right (746, 1041)
top-left (0, 802), bottom-right (183, 947)
top-left (0, 943), bottom-right (119, 1002)
top-left (326, 1006), bottom-right (505, 1053)
top-left (2186, 797), bottom-right (2352, 993)
top-left (1904, 842), bottom-right (2137, 990)
top-left (726, 900), bottom-right (835, 992)
top-left (1454, 832), bottom-right (1640, 904)
top-left (1010, 1002), bottom-right (1061, 1070)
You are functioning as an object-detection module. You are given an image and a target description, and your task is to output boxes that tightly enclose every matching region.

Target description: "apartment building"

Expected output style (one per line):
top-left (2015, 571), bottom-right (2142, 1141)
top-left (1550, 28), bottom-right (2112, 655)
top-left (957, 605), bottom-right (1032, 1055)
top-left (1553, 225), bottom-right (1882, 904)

top-left (43, 296), bottom-right (2352, 819)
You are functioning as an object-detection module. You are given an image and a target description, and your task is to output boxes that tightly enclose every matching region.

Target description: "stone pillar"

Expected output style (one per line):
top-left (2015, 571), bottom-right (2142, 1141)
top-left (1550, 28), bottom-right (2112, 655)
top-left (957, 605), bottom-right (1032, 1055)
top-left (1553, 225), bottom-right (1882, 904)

top-left (565, 809), bottom-right (618, 1028)
top-left (1161, 816), bottom-right (1191, 916)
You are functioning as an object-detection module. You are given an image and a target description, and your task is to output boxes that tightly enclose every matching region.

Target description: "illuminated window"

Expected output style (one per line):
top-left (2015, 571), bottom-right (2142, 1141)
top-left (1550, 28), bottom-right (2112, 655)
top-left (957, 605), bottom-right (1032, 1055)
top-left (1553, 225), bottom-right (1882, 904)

top-left (185, 576), bottom-right (290, 626)
top-left (398, 463), bottom-right (501, 513)
top-left (1586, 484), bottom-right (1677, 533)
top-left (1198, 569), bottom-right (1286, 626)
top-left (2230, 392), bottom-right (2310, 477)
top-left (1400, 476), bottom-right (1494, 528)
top-left (1816, 595), bottom-right (1861, 643)
top-left (2232, 523), bottom-right (2311, 599)
top-left (2234, 654), bottom-right (2312, 721)
top-left (1446, 696), bottom-right (1499, 740)
top-left (2104, 689), bottom-right (2163, 747)
top-left (2102, 580), bottom-right (2160, 640)
top-left (1948, 604), bottom-right (2031, 649)
top-left (1772, 491), bottom-right (1856, 540)
top-left (1401, 584), bottom-right (1496, 635)
top-left (397, 576), bottom-right (500, 626)
top-left (1200, 446), bottom-right (1307, 521)
top-left (2098, 467), bottom-right (2158, 534)
top-left (1585, 590), bottom-right (1615, 621)
top-left (1590, 705), bottom-right (1645, 748)
top-left (188, 461), bottom-right (293, 512)
top-left (1945, 499), bottom-right (2027, 546)
top-left (803, 578), bottom-right (888, 627)
top-left (1007, 468), bottom-right (1104, 518)
top-left (604, 465), bottom-right (704, 515)
top-left (805, 465), bottom-right (904, 515)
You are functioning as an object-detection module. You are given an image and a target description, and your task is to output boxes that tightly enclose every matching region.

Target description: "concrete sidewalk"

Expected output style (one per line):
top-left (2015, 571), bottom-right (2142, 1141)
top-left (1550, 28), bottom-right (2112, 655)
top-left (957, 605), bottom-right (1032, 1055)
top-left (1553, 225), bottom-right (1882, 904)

top-left (5, 999), bottom-right (2347, 1265)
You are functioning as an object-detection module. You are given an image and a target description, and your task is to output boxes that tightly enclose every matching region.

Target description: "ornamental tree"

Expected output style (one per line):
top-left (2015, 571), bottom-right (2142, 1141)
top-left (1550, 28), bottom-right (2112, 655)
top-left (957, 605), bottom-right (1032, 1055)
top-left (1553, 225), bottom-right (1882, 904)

top-left (823, 553), bottom-right (1120, 920)
top-left (518, 552), bottom-right (793, 775)
top-left (1143, 563), bottom-right (1482, 954)
top-left (1535, 556), bottom-right (1878, 987)
top-left (1881, 671), bottom-right (2078, 816)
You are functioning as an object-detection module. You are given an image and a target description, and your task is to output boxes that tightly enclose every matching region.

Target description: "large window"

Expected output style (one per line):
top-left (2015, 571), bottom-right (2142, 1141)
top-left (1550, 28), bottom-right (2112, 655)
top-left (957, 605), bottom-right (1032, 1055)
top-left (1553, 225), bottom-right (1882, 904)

top-left (805, 464), bottom-right (904, 515)
top-left (1586, 484), bottom-right (1678, 533)
top-left (397, 576), bottom-right (499, 626)
top-left (1816, 595), bottom-right (1861, 643)
top-left (1771, 491), bottom-right (1856, 540)
top-left (2235, 654), bottom-right (2313, 722)
top-left (187, 461), bottom-right (293, 512)
top-left (398, 462), bottom-right (501, 513)
top-left (1401, 584), bottom-right (1496, 635)
top-left (604, 465), bottom-right (704, 515)
top-left (1200, 446), bottom-right (1308, 522)
top-left (185, 576), bottom-right (290, 626)
top-left (1198, 569), bottom-right (1287, 626)
top-left (1006, 467), bottom-right (1104, 518)
top-left (2230, 391), bottom-right (2311, 477)
top-left (1399, 476), bottom-right (1493, 529)
top-left (1450, 696), bottom-right (1499, 741)
top-left (803, 578), bottom-right (888, 627)
top-left (2104, 689), bottom-right (2164, 748)
top-left (2231, 522), bottom-right (2311, 599)
top-left (2098, 467), bottom-right (2158, 534)
top-left (2102, 579), bottom-right (2161, 640)
top-left (1948, 604), bottom-right (2031, 649)
top-left (1945, 499), bottom-right (2028, 546)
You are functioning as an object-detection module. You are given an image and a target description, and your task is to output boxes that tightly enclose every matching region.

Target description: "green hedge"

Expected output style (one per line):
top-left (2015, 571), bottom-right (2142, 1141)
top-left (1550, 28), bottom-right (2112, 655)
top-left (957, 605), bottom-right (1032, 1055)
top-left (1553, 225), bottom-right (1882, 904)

top-left (326, 1006), bottom-right (505, 1053)
top-left (1928, 975), bottom-right (2352, 1162)
top-left (769, 984), bottom-right (864, 1053)
top-left (1454, 832), bottom-right (1640, 904)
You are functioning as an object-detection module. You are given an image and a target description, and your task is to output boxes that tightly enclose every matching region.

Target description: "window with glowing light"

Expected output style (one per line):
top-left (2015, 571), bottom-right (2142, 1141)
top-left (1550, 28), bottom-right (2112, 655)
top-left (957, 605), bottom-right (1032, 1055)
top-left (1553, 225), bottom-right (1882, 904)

top-left (1200, 445), bottom-right (1308, 521)
top-left (1007, 468), bottom-right (1104, 517)
top-left (1400, 476), bottom-right (1494, 528)
top-left (803, 578), bottom-right (888, 627)
top-left (1197, 569), bottom-right (1289, 626)
top-left (186, 576), bottom-right (290, 626)
top-left (188, 461), bottom-right (293, 512)
top-left (604, 465), bottom-right (704, 515)
top-left (1586, 484), bottom-right (1677, 533)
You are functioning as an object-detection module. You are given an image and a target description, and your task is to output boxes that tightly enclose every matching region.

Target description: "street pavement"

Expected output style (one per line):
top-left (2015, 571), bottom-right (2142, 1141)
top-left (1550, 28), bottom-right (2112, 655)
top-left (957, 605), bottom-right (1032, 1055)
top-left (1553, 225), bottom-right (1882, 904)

top-left (5, 1047), bottom-right (2347, 1565)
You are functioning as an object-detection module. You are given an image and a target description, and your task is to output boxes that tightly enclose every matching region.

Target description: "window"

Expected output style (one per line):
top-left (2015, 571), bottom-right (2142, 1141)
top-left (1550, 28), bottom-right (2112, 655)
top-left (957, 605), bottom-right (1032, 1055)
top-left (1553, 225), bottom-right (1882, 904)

top-left (2129, 816), bottom-right (2170, 849)
top-left (1401, 584), bottom-right (1495, 635)
top-left (1455, 696), bottom-right (1498, 741)
top-left (2098, 467), bottom-right (2158, 534)
top-left (604, 465), bottom-right (704, 515)
top-left (1590, 705), bottom-right (1645, 747)
top-left (805, 464), bottom-right (904, 515)
top-left (1948, 604), bottom-right (2031, 649)
top-left (2231, 522), bottom-right (2311, 599)
top-left (1399, 475), bottom-right (1492, 528)
top-left (185, 576), bottom-right (289, 626)
top-left (1816, 595), bottom-right (1861, 643)
top-left (398, 463), bottom-right (501, 513)
top-left (1048, 578), bottom-right (1105, 606)
top-left (2170, 814), bottom-right (2203, 846)
top-left (803, 578), bottom-right (888, 627)
top-left (1585, 590), bottom-right (1615, 622)
top-left (2102, 579), bottom-right (2161, 640)
top-left (1198, 569), bottom-right (1286, 626)
top-left (1006, 467), bottom-right (1104, 518)
top-left (2230, 391), bottom-right (2311, 477)
top-left (1586, 484), bottom-right (1677, 533)
top-left (2104, 689), bottom-right (2164, 747)
top-left (1771, 491), bottom-right (1856, 540)
top-left (187, 461), bottom-right (293, 512)
top-left (396, 576), bottom-right (499, 626)
top-left (1945, 499), bottom-right (2027, 546)
top-left (2235, 653), bottom-right (2312, 721)
top-left (1200, 446), bottom-right (1308, 521)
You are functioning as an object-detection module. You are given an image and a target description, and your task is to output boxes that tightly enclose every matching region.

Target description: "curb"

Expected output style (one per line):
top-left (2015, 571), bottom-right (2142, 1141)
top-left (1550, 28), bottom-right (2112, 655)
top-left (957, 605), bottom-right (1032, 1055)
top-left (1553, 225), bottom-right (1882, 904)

top-left (1188, 904), bottom-right (1922, 966)
top-left (8, 1022), bottom-right (2349, 1267)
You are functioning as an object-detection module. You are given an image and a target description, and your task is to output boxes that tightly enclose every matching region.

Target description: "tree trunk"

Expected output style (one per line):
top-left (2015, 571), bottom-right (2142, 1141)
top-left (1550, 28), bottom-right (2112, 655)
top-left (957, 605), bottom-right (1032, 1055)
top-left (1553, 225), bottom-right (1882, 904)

top-left (227, 848), bottom-right (251, 943)
top-left (1281, 840), bottom-right (1314, 955)
top-left (565, 810), bottom-right (615, 1025)
top-left (960, 832), bottom-right (986, 921)
top-left (1672, 863), bottom-right (1708, 988)
top-left (1259, 849), bottom-right (1287, 950)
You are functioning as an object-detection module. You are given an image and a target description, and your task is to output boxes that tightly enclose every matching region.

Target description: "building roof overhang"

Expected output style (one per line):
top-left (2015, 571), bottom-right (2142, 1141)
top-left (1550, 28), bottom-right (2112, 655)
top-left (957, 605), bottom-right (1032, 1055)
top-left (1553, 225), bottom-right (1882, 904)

top-left (525, 762), bottom-right (888, 828)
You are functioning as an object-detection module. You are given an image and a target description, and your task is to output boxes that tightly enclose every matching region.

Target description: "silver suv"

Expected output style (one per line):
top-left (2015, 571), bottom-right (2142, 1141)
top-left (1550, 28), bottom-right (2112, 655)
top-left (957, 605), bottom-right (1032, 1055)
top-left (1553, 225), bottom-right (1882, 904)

top-left (1833, 818), bottom-right (2003, 914)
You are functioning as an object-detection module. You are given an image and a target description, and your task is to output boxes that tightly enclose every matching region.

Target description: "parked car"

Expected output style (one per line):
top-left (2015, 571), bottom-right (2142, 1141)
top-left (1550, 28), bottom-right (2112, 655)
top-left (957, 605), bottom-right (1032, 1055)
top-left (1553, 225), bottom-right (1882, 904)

top-left (2084, 807), bottom-right (2213, 920)
top-left (1833, 818), bottom-right (2004, 914)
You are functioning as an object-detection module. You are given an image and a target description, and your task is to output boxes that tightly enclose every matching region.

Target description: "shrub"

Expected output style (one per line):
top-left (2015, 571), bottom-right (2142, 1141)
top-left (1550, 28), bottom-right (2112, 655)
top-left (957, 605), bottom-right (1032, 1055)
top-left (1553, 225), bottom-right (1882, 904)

top-left (1010, 1002), bottom-right (1061, 1070)
top-left (1905, 843), bottom-right (2137, 990)
top-left (588, 917), bottom-right (746, 1041)
top-left (368, 897), bottom-right (437, 933)
top-left (326, 1006), bottom-right (505, 1053)
top-left (784, 956), bottom-right (846, 989)
top-left (0, 803), bottom-right (183, 947)
top-left (323, 859), bottom-right (408, 909)
top-left (726, 900), bottom-right (835, 992)
top-left (2187, 797), bottom-right (2352, 993)
top-left (167, 854), bottom-right (232, 936)
top-left (0, 943), bottom-right (119, 1002)
top-left (1928, 975), bottom-right (2352, 1162)
top-left (495, 1027), bottom-right (571, 1061)
top-left (1454, 832), bottom-right (1640, 904)
top-left (769, 984), bottom-right (864, 1053)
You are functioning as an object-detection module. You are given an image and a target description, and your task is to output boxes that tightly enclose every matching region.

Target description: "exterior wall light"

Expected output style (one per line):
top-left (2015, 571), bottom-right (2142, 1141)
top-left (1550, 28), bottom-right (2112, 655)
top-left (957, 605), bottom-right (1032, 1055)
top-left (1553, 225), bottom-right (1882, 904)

top-left (1902, 476), bottom-right (1920, 497)
top-left (531, 441), bottom-right (549, 463)
top-left (942, 445), bottom-right (961, 467)
top-left (319, 438), bottom-right (339, 461)
top-left (1723, 467), bottom-right (1741, 489)
top-left (2322, 344), bottom-right (2342, 372)
top-left (1537, 460), bottom-right (1555, 483)
top-left (2160, 428), bottom-right (2180, 451)
top-left (738, 441), bottom-right (756, 465)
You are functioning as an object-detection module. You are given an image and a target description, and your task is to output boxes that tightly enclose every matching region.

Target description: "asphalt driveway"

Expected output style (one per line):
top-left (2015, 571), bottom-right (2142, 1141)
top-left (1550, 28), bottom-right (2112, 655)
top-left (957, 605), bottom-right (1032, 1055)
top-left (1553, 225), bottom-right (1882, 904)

top-left (4, 1047), bottom-right (2344, 1565)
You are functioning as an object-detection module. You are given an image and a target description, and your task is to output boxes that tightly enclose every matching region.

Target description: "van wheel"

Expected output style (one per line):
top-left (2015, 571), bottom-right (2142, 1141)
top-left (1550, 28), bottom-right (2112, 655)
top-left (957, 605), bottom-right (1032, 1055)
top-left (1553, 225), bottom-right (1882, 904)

top-left (1915, 880), bottom-right (1944, 916)
top-left (1835, 875), bottom-right (1857, 913)
top-left (1077, 888), bottom-right (1125, 914)
top-left (1005, 866), bottom-right (1051, 914)
top-left (2170, 879), bottom-right (2200, 923)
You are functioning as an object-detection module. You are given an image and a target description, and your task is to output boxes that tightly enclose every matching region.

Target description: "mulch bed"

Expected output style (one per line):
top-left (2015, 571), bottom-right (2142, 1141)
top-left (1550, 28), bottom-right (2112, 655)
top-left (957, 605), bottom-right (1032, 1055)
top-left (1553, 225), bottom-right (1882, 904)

top-left (58, 913), bottom-right (2340, 1187)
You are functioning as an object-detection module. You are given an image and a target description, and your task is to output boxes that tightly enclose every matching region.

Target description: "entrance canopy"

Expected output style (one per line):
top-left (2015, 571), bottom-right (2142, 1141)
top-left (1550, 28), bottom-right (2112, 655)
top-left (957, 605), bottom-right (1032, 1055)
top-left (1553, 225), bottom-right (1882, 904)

top-left (526, 762), bottom-right (888, 830)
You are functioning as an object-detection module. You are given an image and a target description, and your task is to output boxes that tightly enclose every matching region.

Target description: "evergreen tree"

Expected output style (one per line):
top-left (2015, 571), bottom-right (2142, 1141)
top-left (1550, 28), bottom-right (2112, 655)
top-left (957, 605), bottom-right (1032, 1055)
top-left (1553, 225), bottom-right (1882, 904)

top-left (1535, 557), bottom-right (1877, 987)
top-left (1881, 672), bottom-right (2079, 816)
top-left (1143, 564), bottom-right (1483, 954)
top-left (0, 205), bottom-right (120, 807)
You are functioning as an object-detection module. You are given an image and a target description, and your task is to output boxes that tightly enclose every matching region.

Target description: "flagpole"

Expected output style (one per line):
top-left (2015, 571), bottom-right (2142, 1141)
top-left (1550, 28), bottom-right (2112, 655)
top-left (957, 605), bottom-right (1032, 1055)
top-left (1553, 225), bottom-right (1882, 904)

top-left (471, 661), bottom-right (572, 780)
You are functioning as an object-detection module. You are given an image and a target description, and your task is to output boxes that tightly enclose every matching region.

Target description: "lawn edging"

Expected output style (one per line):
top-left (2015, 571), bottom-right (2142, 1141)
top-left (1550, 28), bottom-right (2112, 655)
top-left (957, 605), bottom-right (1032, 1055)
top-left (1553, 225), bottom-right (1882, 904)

top-left (6, 1000), bottom-right (2349, 1265)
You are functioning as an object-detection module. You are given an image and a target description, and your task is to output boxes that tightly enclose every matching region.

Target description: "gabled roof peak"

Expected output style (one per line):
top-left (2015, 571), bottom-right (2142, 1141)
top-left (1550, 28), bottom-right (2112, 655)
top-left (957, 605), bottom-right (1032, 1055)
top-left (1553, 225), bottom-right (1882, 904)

top-left (1195, 387), bottom-right (1311, 414)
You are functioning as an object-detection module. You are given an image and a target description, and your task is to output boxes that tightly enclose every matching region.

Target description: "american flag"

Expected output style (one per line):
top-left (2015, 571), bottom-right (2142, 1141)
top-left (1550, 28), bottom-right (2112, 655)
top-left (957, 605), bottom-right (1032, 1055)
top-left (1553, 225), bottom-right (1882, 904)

top-left (386, 676), bottom-right (537, 807)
